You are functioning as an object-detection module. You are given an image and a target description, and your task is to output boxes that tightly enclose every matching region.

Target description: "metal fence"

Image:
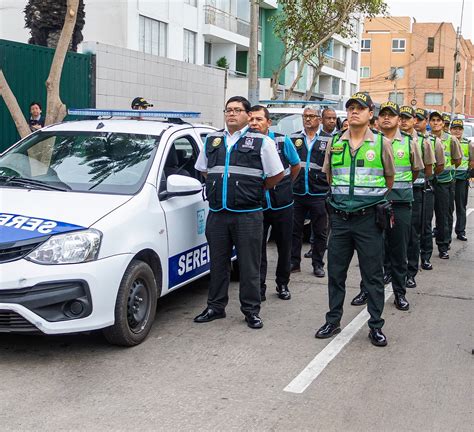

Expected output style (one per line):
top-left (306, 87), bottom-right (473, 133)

top-left (0, 39), bottom-right (94, 152)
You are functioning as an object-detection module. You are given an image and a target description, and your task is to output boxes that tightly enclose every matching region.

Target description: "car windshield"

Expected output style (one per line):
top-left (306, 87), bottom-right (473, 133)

top-left (269, 114), bottom-right (303, 136)
top-left (0, 131), bottom-right (160, 194)
top-left (462, 123), bottom-right (473, 138)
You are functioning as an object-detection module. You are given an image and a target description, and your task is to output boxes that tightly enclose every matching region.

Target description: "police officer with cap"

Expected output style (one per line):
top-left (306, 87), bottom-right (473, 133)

top-left (289, 106), bottom-right (330, 278)
top-left (131, 97), bottom-right (153, 110)
top-left (400, 106), bottom-right (436, 288)
top-left (248, 105), bottom-right (301, 301)
top-left (429, 111), bottom-right (462, 259)
top-left (414, 108), bottom-right (445, 270)
top-left (450, 118), bottom-right (474, 241)
top-left (194, 96), bottom-right (284, 329)
top-left (315, 92), bottom-right (396, 347)
top-left (442, 113), bottom-right (451, 133)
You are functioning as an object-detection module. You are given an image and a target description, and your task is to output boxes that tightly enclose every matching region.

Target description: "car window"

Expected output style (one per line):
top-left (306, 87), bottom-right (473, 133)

top-left (0, 131), bottom-right (159, 195)
top-left (160, 135), bottom-right (202, 191)
top-left (269, 114), bottom-right (303, 136)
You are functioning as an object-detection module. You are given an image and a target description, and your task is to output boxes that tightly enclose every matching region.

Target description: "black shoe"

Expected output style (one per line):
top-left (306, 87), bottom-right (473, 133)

top-left (439, 251), bottom-right (449, 259)
top-left (313, 266), bottom-right (325, 278)
top-left (194, 307), bottom-right (226, 323)
top-left (245, 313), bottom-right (263, 329)
top-left (315, 322), bottom-right (341, 339)
top-left (276, 284), bottom-right (291, 300)
top-left (304, 247), bottom-right (313, 258)
top-left (351, 291), bottom-right (368, 306)
top-left (260, 284), bottom-right (267, 302)
top-left (405, 276), bottom-right (417, 288)
top-left (421, 260), bottom-right (433, 270)
top-left (290, 263), bottom-right (301, 273)
top-left (457, 234), bottom-right (468, 241)
top-left (383, 273), bottom-right (392, 285)
top-left (368, 328), bottom-right (387, 347)
top-left (394, 294), bottom-right (410, 311)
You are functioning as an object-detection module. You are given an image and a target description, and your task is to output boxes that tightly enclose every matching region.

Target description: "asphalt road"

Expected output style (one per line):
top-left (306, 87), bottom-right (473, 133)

top-left (1, 194), bottom-right (473, 432)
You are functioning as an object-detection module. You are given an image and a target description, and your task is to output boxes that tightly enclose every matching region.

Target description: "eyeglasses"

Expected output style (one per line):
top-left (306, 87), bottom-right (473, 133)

top-left (223, 108), bottom-right (246, 115)
top-left (302, 114), bottom-right (320, 119)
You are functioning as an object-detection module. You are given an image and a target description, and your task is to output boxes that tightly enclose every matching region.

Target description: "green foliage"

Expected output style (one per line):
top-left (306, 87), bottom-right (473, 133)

top-left (216, 56), bottom-right (230, 69)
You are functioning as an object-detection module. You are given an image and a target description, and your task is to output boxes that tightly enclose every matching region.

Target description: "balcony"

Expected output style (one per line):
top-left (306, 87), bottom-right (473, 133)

top-left (324, 56), bottom-right (346, 72)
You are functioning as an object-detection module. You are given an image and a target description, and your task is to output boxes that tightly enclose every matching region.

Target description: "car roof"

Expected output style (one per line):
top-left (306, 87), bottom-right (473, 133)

top-left (40, 119), bottom-right (212, 136)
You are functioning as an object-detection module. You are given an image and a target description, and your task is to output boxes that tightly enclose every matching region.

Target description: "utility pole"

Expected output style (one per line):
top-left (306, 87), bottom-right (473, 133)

top-left (248, 0), bottom-right (259, 105)
top-left (450, 26), bottom-right (461, 118)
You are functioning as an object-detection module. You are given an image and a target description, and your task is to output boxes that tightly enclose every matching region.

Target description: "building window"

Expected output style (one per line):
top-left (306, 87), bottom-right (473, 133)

top-left (183, 29), bottom-right (196, 63)
top-left (204, 42), bottom-right (212, 65)
top-left (332, 77), bottom-right (340, 95)
top-left (184, 0), bottom-right (197, 6)
top-left (427, 37), bottom-right (435, 52)
top-left (351, 50), bottom-right (358, 71)
top-left (389, 92), bottom-right (404, 105)
top-left (392, 39), bottom-right (406, 52)
top-left (139, 15), bottom-right (167, 57)
top-left (426, 67), bottom-right (444, 79)
top-left (360, 66), bottom-right (370, 78)
top-left (424, 93), bottom-right (443, 105)
top-left (361, 39), bottom-right (371, 52)
top-left (350, 84), bottom-right (358, 95)
top-left (390, 66), bottom-right (404, 79)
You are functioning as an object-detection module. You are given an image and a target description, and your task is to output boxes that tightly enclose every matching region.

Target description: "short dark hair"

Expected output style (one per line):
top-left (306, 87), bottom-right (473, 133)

top-left (249, 105), bottom-right (270, 120)
top-left (322, 107), bottom-right (336, 118)
top-left (226, 96), bottom-right (251, 112)
top-left (30, 101), bottom-right (42, 110)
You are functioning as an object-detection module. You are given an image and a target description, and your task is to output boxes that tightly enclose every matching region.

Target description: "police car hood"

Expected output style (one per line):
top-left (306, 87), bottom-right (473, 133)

top-left (0, 189), bottom-right (132, 243)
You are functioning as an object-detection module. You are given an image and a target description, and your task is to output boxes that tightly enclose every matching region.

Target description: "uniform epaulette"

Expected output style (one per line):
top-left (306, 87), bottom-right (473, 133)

top-left (400, 130), bottom-right (412, 139)
top-left (370, 128), bottom-right (380, 135)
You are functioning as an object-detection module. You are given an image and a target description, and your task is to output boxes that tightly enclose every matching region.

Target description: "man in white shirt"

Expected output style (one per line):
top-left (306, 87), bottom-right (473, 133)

top-left (194, 96), bottom-right (284, 329)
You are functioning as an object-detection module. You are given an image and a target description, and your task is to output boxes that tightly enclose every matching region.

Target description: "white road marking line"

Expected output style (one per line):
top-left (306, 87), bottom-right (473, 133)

top-left (284, 286), bottom-right (393, 394)
top-left (467, 208), bottom-right (473, 217)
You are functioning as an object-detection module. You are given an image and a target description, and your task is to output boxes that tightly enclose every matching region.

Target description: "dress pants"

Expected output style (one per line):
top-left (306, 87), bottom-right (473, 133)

top-left (407, 187), bottom-right (423, 278)
top-left (291, 195), bottom-right (328, 269)
top-left (326, 209), bottom-right (385, 329)
top-left (455, 178), bottom-right (469, 236)
top-left (205, 210), bottom-right (263, 315)
top-left (420, 185), bottom-right (435, 262)
top-left (434, 180), bottom-right (455, 253)
top-left (384, 203), bottom-right (412, 296)
top-left (260, 206), bottom-right (293, 291)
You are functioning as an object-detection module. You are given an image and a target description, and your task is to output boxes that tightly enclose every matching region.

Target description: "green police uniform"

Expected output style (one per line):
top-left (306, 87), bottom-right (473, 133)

top-left (454, 132), bottom-right (471, 238)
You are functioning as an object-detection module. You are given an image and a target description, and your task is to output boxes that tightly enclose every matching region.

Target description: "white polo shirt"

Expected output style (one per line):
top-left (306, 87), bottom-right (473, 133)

top-left (195, 126), bottom-right (284, 178)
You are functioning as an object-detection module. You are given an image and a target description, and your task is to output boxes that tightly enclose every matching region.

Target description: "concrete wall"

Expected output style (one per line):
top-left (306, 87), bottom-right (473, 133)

top-left (83, 42), bottom-right (226, 126)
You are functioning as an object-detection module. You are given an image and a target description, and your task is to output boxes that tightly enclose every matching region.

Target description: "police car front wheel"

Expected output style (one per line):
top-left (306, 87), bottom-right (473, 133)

top-left (103, 260), bottom-right (158, 346)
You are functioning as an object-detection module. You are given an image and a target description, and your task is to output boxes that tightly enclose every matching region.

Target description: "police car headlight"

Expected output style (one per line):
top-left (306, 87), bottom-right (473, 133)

top-left (27, 229), bottom-right (102, 265)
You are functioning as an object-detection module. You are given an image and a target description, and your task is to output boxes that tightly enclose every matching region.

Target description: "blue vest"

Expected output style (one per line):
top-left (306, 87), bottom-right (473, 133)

top-left (205, 129), bottom-right (265, 212)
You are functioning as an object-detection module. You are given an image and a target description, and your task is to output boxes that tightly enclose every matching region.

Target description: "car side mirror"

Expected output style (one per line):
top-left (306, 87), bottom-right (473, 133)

top-left (159, 174), bottom-right (202, 200)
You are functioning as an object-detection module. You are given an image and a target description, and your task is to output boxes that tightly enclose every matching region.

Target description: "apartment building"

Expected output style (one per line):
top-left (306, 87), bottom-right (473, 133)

top-left (360, 16), bottom-right (474, 115)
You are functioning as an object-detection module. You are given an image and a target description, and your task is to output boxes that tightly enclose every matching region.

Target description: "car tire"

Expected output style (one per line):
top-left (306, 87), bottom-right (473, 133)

top-left (103, 260), bottom-right (157, 347)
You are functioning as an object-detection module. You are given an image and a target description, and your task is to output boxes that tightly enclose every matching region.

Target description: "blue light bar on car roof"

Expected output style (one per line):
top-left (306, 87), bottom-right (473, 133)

top-left (259, 100), bottom-right (338, 105)
top-left (68, 108), bottom-right (201, 118)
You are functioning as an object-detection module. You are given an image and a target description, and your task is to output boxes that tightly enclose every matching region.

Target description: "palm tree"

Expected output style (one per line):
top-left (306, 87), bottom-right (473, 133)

top-left (24, 0), bottom-right (85, 52)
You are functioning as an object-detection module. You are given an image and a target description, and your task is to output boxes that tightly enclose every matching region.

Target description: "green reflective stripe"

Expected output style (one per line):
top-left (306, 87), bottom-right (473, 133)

top-left (355, 168), bottom-right (384, 176)
top-left (456, 166), bottom-right (468, 171)
top-left (332, 168), bottom-right (351, 175)
top-left (227, 166), bottom-right (263, 177)
top-left (395, 166), bottom-right (412, 172)
top-left (353, 187), bottom-right (387, 196)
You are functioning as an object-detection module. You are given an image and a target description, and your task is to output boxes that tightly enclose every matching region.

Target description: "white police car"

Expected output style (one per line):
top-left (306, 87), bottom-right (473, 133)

top-left (0, 109), bottom-right (216, 346)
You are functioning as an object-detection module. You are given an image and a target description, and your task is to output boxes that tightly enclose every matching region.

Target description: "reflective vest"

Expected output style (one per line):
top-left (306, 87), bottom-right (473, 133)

top-left (435, 133), bottom-right (454, 183)
top-left (264, 132), bottom-right (293, 210)
top-left (330, 132), bottom-right (387, 212)
top-left (205, 129), bottom-right (265, 212)
top-left (387, 134), bottom-right (413, 202)
top-left (413, 133), bottom-right (425, 186)
top-left (455, 138), bottom-right (470, 180)
top-left (290, 131), bottom-right (330, 196)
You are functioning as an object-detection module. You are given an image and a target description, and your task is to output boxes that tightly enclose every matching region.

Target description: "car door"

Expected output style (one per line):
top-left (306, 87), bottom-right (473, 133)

top-left (158, 129), bottom-right (210, 293)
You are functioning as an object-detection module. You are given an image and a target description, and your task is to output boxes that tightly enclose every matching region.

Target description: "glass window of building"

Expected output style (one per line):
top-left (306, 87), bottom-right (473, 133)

top-left (360, 66), bottom-right (370, 78)
top-left (392, 39), bottom-right (406, 52)
top-left (139, 15), bottom-right (167, 57)
top-left (424, 93), bottom-right (443, 105)
top-left (183, 29), bottom-right (196, 64)
top-left (361, 39), bottom-right (371, 52)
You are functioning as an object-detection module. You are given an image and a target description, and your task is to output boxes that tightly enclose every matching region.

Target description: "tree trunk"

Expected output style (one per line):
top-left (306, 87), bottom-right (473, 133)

top-left (45, 0), bottom-right (80, 126)
top-left (0, 70), bottom-right (30, 139)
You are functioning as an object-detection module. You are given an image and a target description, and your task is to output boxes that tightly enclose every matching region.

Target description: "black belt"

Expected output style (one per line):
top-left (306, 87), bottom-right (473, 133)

top-left (333, 206), bottom-right (375, 220)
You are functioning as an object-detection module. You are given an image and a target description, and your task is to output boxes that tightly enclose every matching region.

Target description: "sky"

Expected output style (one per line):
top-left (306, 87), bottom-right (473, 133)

top-left (385, 0), bottom-right (473, 40)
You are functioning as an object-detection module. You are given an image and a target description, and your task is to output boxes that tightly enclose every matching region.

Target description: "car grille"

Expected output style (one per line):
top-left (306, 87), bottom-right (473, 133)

top-left (0, 238), bottom-right (46, 263)
top-left (0, 310), bottom-right (39, 333)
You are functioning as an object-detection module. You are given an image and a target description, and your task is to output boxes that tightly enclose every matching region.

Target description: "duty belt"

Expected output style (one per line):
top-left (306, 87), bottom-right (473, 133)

top-left (332, 206), bottom-right (375, 220)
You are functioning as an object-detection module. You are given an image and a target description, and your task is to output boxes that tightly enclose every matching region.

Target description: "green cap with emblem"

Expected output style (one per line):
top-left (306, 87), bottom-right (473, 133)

top-left (429, 110), bottom-right (443, 120)
top-left (442, 112), bottom-right (451, 123)
top-left (345, 92), bottom-right (375, 110)
top-left (450, 119), bottom-right (464, 128)
top-left (415, 108), bottom-right (428, 120)
top-left (379, 101), bottom-right (400, 116)
top-left (400, 106), bottom-right (415, 118)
